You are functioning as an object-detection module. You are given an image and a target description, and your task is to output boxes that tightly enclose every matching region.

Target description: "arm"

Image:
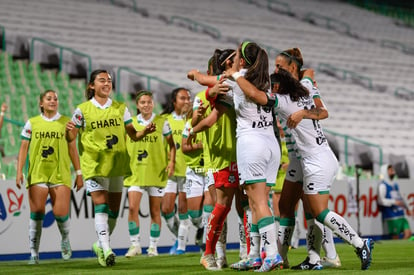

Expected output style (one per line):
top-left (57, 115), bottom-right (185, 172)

top-left (16, 139), bottom-right (29, 189)
top-left (165, 134), bottom-right (176, 177)
top-left (192, 104), bottom-right (225, 134)
top-left (182, 129), bottom-right (203, 154)
top-left (187, 69), bottom-right (220, 87)
top-left (126, 122), bottom-right (156, 141)
top-left (65, 121), bottom-right (79, 142)
top-left (224, 68), bottom-right (269, 105)
top-left (286, 97), bottom-right (329, 128)
top-left (68, 139), bottom-right (83, 191)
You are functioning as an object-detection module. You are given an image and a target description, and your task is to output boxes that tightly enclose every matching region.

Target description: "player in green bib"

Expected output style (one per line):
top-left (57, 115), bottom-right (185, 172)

top-left (160, 87), bottom-right (192, 255)
top-left (124, 90), bottom-right (176, 257)
top-left (16, 90), bottom-right (83, 265)
top-left (66, 70), bottom-right (150, 267)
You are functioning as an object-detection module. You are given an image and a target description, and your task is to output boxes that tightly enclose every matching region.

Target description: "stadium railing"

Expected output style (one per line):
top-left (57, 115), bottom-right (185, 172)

top-left (0, 24), bottom-right (5, 51)
top-left (29, 37), bottom-right (92, 80)
top-left (168, 16), bottom-right (221, 40)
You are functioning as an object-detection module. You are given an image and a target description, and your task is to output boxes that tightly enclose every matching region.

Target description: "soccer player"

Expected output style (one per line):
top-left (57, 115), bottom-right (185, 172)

top-left (230, 65), bottom-right (375, 271)
top-left (124, 90), bottom-right (176, 257)
top-left (161, 87), bottom-right (192, 255)
top-left (16, 90), bottom-right (83, 264)
top-left (66, 69), bottom-right (147, 267)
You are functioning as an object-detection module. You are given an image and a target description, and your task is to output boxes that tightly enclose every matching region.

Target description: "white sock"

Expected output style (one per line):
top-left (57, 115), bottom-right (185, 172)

top-left (322, 226), bottom-right (338, 259)
top-left (319, 210), bottom-right (363, 249)
top-left (278, 217), bottom-right (295, 262)
top-left (306, 218), bottom-right (322, 264)
top-left (95, 212), bottom-right (110, 251)
top-left (177, 217), bottom-right (190, 251)
top-left (238, 216), bottom-right (247, 259)
top-left (258, 217), bottom-right (278, 259)
top-left (29, 218), bottom-right (42, 257)
top-left (55, 215), bottom-right (70, 241)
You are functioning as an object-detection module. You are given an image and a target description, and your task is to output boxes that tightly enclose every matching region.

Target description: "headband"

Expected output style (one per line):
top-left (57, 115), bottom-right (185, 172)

top-left (241, 41), bottom-right (252, 65)
top-left (136, 90), bottom-right (153, 101)
top-left (280, 51), bottom-right (302, 68)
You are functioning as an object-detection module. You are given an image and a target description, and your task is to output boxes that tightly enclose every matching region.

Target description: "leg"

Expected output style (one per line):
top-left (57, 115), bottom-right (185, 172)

top-left (28, 185), bottom-right (49, 264)
top-left (125, 188), bottom-right (143, 257)
top-left (148, 192), bottom-right (163, 256)
top-left (49, 185), bottom-right (72, 260)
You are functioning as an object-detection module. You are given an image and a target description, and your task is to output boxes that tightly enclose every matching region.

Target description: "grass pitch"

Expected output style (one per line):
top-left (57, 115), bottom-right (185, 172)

top-left (0, 239), bottom-right (413, 274)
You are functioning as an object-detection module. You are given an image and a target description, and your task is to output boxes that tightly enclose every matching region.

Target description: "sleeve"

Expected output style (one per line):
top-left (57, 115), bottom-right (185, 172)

top-left (193, 94), bottom-right (202, 110)
top-left (377, 182), bottom-right (396, 207)
top-left (182, 121), bottom-right (191, 138)
top-left (20, 120), bottom-right (32, 140)
top-left (163, 119), bottom-right (172, 136)
top-left (72, 108), bottom-right (84, 128)
top-left (124, 107), bottom-right (133, 124)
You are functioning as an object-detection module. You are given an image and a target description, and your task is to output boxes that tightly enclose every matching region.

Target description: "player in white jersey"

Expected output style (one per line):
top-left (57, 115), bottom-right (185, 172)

top-left (227, 41), bottom-right (283, 272)
top-left (229, 66), bottom-right (374, 271)
top-left (273, 48), bottom-right (341, 270)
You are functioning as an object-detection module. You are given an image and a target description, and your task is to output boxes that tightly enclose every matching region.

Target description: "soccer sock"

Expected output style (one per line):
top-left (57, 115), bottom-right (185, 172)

top-left (245, 207), bottom-right (251, 255)
top-left (149, 223), bottom-right (161, 249)
top-left (291, 212), bottom-right (301, 248)
top-left (305, 215), bottom-right (322, 264)
top-left (162, 211), bottom-right (179, 237)
top-left (317, 209), bottom-right (364, 249)
top-left (188, 209), bottom-right (203, 229)
top-left (249, 224), bottom-right (260, 259)
top-left (108, 209), bottom-right (118, 235)
top-left (204, 203), bottom-right (229, 255)
top-left (238, 215), bottom-right (247, 259)
top-left (322, 226), bottom-right (337, 258)
top-left (55, 214), bottom-right (70, 241)
top-left (258, 216), bottom-right (278, 259)
top-left (29, 212), bottom-right (44, 257)
top-left (216, 219), bottom-right (228, 259)
top-left (322, 226), bottom-right (338, 259)
top-left (278, 217), bottom-right (295, 262)
top-left (94, 204), bottom-right (110, 251)
top-left (128, 221), bottom-right (140, 247)
top-left (202, 205), bottom-right (214, 246)
top-left (177, 213), bottom-right (190, 251)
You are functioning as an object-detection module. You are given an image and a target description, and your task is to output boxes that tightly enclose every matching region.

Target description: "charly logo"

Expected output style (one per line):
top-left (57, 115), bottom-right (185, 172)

top-left (0, 187), bottom-right (24, 234)
top-left (41, 146), bottom-right (54, 158)
top-left (137, 150), bottom-right (148, 161)
top-left (106, 135), bottom-right (119, 149)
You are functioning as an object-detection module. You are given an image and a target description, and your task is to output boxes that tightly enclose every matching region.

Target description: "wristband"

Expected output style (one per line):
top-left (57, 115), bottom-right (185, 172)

top-left (75, 170), bottom-right (82, 176)
top-left (189, 128), bottom-right (194, 136)
top-left (232, 72), bottom-right (242, 81)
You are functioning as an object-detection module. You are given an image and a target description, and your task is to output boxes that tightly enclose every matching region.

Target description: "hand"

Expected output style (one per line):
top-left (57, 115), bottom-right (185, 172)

top-left (1, 103), bottom-right (8, 113)
top-left (66, 121), bottom-right (76, 132)
top-left (208, 77), bottom-right (229, 98)
top-left (16, 173), bottom-right (24, 189)
top-left (74, 175), bottom-right (84, 192)
top-left (287, 110), bottom-right (305, 128)
top-left (144, 122), bottom-right (156, 134)
top-left (166, 161), bottom-right (175, 177)
top-left (187, 69), bottom-right (199, 81)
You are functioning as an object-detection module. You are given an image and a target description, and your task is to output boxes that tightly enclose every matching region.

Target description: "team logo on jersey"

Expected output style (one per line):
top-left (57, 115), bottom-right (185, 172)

top-left (106, 135), bottom-right (118, 149)
top-left (288, 169), bottom-right (296, 177)
top-left (307, 182), bottom-right (315, 191)
top-left (228, 174), bottom-right (236, 184)
top-left (137, 150), bottom-right (148, 161)
top-left (297, 97), bottom-right (313, 108)
top-left (25, 129), bottom-right (32, 135)
top-left (251, 115), bottom-right (272, 129)
top-left (41, 146), bottom-right (54, 158)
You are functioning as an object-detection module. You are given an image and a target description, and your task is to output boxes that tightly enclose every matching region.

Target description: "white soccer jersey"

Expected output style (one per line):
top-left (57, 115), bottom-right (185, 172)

top-left (274, 78), bottom-right (329, 159)
top-left (233, 69), bottom-right (275, 138)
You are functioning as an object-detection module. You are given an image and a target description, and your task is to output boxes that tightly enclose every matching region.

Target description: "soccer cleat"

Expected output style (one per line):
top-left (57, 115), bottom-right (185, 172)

top-left (169, 240), bottom-right (178, 255)
top-left (104, 248), bottom-right (116, 267)
top-left (356, 238), bottom-right (374, 270)
top-left (28, 255), bottom-right (39, 265)
top-left (176, 249), bottom-right (185, 255)
top-left (61, 239), bottom-right (72, 260)
top-left (92, 242), bottom-right (106, 267)
top-left (291, 257), bottom-right (323, 270)
top-left (147, 247), bottom-right (159, 257)
top-left (230, 257), bottom-right (262, 271)
top-left (200, 254), bottom-right (220, 271)
top-left (125, 245), bottom-right (142, 258)
top-left (255, 254), bottom-right (284, 272)
top-left (321, 254), bottom-right (341, 268)
top-left (216, 256), bottom-right (228, 269)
